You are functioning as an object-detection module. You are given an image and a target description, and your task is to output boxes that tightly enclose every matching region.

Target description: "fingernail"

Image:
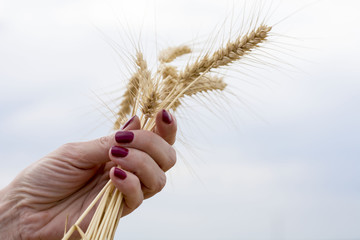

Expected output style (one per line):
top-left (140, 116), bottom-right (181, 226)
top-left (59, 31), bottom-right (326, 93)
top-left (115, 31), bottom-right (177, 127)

top-left (162, 109), bottom-right (172, 124)
top-left (121, 116), bottom-right (135, 130)
top-left (114, 168), bottom-right (127, 180)
top-left (115, 131), bottom-right (134, 143)
top-left (111, 146), bottom-right (129, 158)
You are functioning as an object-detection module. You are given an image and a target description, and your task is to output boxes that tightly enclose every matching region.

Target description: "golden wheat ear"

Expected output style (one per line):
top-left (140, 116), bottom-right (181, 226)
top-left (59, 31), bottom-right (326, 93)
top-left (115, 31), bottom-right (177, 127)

top-left (179, 25), bottom-right (272, 82)
top-left (114, 51), bottom-right (152, 129)
top-left (170, 75), bottom-right (227, 111)
top-left (159, 45), bottom-right (192, 63)
top-left (183, 75), bottom-right (227, 95)
top-left (158, 25), bottom-right (271, 113)
top-left (114, 72), bottom-right (140, 129)
top-left (159, 65), bottom-right (178, 80)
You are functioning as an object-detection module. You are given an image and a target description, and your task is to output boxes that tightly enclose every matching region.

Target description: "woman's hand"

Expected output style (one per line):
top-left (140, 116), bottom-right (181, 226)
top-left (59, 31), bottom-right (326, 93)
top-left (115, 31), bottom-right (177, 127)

top-left (0, 110), bottom-right (177, 240)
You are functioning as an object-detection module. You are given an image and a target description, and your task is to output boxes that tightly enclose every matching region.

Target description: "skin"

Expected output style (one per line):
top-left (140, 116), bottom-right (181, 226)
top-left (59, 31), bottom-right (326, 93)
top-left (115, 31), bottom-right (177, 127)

top-left (0, 111), bottom-right (177, 240)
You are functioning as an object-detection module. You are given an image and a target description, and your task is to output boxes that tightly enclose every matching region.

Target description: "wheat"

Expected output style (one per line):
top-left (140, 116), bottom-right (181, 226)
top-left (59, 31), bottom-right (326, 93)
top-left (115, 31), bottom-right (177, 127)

top-left (159, 68), bottom-right (178, 102)
top-left (114, 73), bottom-right (140, 129)
top-left (140, 84), bottom-right (160, 125)
top-left (62, 23), bottom-right (272, 240)
top-left (169, 75), bottom-right (227, 111)
top-left (114, 51), bottom-right (151, 129)
top-left (159, 65), bottom-right (178, 80)
top-left (159, 45), bottom-right (191, 63)
top-left (179, 25), bottom-right (272, 82)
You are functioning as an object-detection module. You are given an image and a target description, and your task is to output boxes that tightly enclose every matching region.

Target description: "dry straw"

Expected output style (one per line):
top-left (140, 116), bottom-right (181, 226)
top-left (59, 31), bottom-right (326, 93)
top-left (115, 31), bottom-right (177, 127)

top-left (62, 23), bottom-right (272, 240)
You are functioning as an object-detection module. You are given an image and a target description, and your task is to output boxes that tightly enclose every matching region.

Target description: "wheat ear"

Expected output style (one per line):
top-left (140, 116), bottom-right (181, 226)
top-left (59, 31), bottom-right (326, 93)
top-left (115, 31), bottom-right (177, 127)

top-left (114, 73), bottom-right (140, 129)
top-left (158, 25), bottom-right (271, 113)
top-left (179, 25), bottom-right (272, 82)
top-left (159, 45), bottom-right (191, 63)
top-left (170, 75), bottom-right (227, 111)
top-left (114, 51), bottom-right (152, 129)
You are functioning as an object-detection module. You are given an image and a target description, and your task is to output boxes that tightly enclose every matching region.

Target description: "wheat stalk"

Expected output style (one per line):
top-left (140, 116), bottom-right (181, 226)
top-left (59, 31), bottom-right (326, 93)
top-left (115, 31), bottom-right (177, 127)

top-left (62, 24), bottom-right (272, 240)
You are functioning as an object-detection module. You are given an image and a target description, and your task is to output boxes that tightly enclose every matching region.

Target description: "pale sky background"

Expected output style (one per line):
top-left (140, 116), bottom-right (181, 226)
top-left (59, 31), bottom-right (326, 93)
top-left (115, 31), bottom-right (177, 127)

top-left (1, 0), bottom-right (360, 239)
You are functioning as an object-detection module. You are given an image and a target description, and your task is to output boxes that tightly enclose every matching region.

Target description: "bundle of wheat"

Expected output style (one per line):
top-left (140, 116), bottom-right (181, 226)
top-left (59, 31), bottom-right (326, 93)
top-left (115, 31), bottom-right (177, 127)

top-left (62, 24), bottom-right (272, 240)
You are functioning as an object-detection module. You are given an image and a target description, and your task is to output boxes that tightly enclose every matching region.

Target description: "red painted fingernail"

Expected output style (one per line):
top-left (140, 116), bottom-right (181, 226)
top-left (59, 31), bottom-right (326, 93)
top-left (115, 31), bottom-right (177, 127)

top-left (115, 131), bottom-right (134, 143)
top-left (111, 146), bottom-right (129, 158)
top-left (162, 109), bottom-right (172, 124)
top-left (122, 116), bottom-right (135, 130)
top-left (114, 168), bottom-right (127, 180)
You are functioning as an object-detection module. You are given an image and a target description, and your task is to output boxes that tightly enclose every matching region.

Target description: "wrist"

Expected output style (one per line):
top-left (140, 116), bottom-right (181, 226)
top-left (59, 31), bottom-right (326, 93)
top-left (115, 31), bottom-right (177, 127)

top-left (0, 186), bottom-right (21, 239)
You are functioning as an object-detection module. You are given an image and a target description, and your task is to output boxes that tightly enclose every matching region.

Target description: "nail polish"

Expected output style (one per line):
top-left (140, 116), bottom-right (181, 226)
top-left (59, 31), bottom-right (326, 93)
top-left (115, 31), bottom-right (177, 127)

top-left (115, 131), bottom-right (134, 143)
top-left (122, 116), bottom-right (135, 130)
top-left (162, 109), bottom-right (172, 124)
top-left (111, 146), bottom-right (129, 158)
top-left (114, 168), bottom-right (127, 180)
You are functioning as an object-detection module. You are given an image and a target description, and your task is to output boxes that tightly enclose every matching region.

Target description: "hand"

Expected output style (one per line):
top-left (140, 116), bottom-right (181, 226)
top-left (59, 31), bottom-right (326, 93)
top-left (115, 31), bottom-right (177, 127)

top-left (0, 110), bottom-right (177, 240)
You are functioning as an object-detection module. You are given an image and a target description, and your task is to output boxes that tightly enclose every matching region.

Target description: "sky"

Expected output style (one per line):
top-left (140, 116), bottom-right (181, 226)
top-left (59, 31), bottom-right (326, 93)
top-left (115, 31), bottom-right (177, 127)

top-left (1, 0), bottom-right (360, 239)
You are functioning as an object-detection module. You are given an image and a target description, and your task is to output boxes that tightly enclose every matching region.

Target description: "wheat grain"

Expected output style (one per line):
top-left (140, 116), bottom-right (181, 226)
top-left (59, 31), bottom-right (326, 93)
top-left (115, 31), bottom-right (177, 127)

top-left (159, 65), bottom-right (178, 80)
top-left (141, 86), bottom-right (160, 120)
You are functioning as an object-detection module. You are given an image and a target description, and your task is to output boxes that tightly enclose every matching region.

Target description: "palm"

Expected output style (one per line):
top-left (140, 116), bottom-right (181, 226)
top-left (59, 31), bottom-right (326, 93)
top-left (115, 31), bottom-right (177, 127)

top-left (18, 153), bottom-right (115, 239)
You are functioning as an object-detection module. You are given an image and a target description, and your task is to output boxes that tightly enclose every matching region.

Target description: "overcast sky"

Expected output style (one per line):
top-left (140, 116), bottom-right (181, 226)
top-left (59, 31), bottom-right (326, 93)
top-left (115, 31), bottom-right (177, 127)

top-left (1, 0), bottom-right (360, 239)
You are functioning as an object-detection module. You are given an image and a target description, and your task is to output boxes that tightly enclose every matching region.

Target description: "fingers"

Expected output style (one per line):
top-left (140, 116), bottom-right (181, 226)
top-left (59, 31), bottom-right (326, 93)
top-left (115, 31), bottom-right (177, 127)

top-left (109, 110), bottom-right (177, 205)
top-left (109, 147), bottom-right (166, 198)
top-left (154, 109), bottom-right (177, 145)
top-left (56, 110), bottom-right (175, 170)
top-left (109, 167), bottom-right (143, 216)
top-left (121, 115), bottom-right (141, 131)
top-left (114, 130), bottom-right (176, 172)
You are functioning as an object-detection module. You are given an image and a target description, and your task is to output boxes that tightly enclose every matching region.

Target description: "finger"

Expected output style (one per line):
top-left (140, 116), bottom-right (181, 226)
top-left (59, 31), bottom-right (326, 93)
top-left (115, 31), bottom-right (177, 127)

top-left (109, 167), bottom-right (143, 215)
top-left (109, 146), bottom-right (166, 198)
top-left (83, 116), bottom-right (141, 163)
top-left (54, 116), bottom-right (141, 169)
top-left (154, 109), bottom-right (177, 145)
top-left (114, 130), bottom-right (176, 172)
top-left (121, 115), bottom-right (141, 131)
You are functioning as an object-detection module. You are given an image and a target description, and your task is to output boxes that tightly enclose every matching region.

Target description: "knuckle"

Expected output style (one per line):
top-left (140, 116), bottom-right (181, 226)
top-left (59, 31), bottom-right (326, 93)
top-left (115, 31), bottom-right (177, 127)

top-left (126, 178), bottom-right (141, 195)
top-left (136, 157), bottom-right (148, 171)
top-left (149, 173), bottom-right (166, 193)
top-left (98, 136), bottom-right (110, 148)
top-left (143, 135), bottom-right (157, 150)
top-left (126, 179), bottom-right (143, 209)
top-left (135, 194), bottom-right (144, 209)
top-left (157, 173), bottom-right (167, 192)
top-left (140, 130), bottom-right (158, 150)
top-left (167, 147), bottom-right (177, 169)
top-left (58, 142), bottom-right (84, 160)
top-left (169, 126), bottom-right (177, 145)
top-left (60, 142), bottom-right (79, 151)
